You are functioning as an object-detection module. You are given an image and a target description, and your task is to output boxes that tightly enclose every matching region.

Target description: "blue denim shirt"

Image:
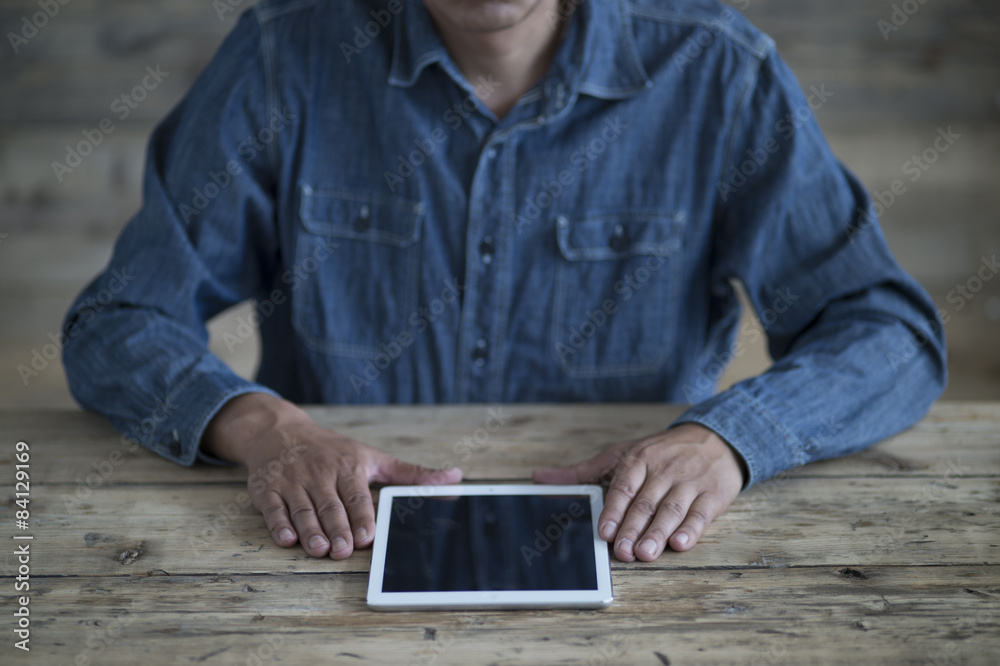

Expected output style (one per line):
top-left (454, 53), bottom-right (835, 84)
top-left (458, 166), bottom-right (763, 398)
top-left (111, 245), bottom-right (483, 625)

top-left (62, 0), bottom-right (946, 488)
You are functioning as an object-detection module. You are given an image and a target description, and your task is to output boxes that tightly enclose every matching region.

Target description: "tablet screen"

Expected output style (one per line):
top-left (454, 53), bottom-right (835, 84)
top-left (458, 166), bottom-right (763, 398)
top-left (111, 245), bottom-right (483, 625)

top-left (382, 494), bottom-right (597, 593)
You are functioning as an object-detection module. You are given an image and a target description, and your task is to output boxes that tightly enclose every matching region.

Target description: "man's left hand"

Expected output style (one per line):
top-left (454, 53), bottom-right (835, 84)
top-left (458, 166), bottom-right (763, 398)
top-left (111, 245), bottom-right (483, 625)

top-left (532, 423), bottom-right (745, 561)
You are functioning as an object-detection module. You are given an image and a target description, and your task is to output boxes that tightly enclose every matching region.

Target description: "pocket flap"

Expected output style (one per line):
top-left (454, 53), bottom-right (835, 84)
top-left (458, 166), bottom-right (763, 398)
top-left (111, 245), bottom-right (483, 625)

top-left (299, 186), bottom-right (424, 248)
top-left (556, 212), bottom-right (685, 261)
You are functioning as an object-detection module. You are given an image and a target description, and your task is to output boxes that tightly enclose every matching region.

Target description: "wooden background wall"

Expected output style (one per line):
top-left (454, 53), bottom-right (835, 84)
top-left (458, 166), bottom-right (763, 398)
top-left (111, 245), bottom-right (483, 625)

top-left (1, 0), bottom-right (998, 408)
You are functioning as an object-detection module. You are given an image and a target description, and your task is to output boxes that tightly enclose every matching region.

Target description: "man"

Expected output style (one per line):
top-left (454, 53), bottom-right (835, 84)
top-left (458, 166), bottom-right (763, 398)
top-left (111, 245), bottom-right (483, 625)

top-left (63, 0), bottom-right (946, 564)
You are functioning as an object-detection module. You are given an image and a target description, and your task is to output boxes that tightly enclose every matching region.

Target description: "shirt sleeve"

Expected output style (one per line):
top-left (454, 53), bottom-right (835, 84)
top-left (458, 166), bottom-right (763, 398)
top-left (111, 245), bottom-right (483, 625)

top-left (671, 48), bottom-right (947, 488)
top-left (61, 10), bottom-right (283, 466)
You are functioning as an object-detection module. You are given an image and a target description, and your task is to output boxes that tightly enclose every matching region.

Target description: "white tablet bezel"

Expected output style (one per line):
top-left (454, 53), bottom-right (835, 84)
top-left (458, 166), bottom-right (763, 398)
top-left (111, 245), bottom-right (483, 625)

top-left (367, 484), bottom-right (614, 611)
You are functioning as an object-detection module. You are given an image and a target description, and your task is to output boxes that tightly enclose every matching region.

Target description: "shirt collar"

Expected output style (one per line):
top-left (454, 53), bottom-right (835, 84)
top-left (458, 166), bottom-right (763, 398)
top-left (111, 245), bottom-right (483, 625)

top-left (388, 0), bottom-right (651, 100)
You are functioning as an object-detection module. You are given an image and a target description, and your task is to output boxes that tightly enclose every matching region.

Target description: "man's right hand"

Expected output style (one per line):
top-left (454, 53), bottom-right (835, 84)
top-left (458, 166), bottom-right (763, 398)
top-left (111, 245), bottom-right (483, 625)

top-left (201, 393), bottom-right (462, 559)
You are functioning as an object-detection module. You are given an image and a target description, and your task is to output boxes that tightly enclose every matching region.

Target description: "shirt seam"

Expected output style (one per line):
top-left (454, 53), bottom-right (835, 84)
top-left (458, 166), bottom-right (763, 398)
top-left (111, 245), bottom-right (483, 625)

top-left (254, 0), bottom-right (317, 23)
top-left (255, 11), bottom-right (282, 176)
top-left (623, 1), bottom-right (774, 59)
top-left (718, 54), bottom-right (766, 210)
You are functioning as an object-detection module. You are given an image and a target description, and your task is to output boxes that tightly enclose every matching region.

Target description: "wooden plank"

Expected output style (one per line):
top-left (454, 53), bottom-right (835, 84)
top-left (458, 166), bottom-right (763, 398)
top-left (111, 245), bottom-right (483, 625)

top-left (0, 0), bottom-right (997, 124)
top-left (1, 403), bottom-right (997, 486)
top-left (2, 567), bottom-right (996, 665)
top-left (1, 473), bottom-right (995, 577)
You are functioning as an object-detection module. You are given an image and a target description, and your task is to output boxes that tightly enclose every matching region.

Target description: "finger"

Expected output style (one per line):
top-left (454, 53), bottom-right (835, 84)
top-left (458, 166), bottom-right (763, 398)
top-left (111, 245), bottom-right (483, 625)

top-left (598, 455), bottom-right (648, 552)
top-left (305, 480), bottom-right (355, 560)
top-left (284, 488), bottom-right (333, 558)
top-left (669, 492), bottom-right (725, 552)
top-left (634, 484), bottom-right (700, 561)
top-left (532, 442), bottom-right (629, 485)
top-left (254, 489), bottom-right (298, 548)
top-left (336, 467), bottom-right (376, 550)
top-left (373, 454), bottom-right (463, 486)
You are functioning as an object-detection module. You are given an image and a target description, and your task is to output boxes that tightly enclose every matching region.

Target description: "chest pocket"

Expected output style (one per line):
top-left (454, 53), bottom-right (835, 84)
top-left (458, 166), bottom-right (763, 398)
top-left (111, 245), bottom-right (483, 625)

top-left (292, 185), bottom-right (424, 359)
top-left (551, 212), bottom-right (685, 378)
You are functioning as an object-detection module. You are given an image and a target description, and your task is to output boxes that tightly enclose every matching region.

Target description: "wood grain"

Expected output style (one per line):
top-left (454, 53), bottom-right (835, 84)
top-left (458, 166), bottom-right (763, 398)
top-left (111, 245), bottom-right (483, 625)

top-left (2, 0), bottom-right (997, 124)
top-left (0, 402), bottom-right (998, 663)
top-left (2, 402), bottom-right (997, 485)
top-left (8, 567), bottom-right (1000, 665)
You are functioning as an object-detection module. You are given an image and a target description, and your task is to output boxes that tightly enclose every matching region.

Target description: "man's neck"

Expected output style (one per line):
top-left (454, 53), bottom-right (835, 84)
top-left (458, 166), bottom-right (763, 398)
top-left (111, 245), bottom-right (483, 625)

top-left (424, 0), bottom-right (566, 119)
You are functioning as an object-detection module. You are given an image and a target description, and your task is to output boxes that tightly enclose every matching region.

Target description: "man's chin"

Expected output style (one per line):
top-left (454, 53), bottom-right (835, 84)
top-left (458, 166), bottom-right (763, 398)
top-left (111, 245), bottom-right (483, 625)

top-left (424, 0), bottom-right (547, 33)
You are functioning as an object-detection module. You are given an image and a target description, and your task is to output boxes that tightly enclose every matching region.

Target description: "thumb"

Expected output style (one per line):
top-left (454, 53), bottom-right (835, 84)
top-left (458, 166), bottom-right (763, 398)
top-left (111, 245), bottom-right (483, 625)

top-left (533, 443), bottom-right (625, 485)
top-left (374, 454), bottom-right (463, 486)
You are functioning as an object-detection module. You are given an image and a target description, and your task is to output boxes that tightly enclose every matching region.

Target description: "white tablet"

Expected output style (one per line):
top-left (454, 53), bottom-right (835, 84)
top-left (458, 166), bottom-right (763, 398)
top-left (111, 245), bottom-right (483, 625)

top-left (367, 484), bottom-right (613, 611)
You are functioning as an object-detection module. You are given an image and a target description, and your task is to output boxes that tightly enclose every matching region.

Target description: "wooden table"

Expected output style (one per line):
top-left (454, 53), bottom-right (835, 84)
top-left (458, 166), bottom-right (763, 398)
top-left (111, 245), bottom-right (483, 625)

top-left (1, 402), bottom-right (997, 664)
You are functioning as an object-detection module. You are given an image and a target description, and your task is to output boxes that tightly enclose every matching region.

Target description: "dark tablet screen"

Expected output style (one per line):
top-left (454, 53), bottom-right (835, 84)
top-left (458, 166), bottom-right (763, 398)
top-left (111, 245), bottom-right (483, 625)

top-left (382, 494), bottom-right (598, 593)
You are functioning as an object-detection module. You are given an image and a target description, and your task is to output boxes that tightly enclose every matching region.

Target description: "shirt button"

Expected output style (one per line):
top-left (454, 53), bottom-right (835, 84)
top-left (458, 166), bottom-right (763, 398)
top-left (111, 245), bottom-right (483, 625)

top-left (472, 338), bottom-right (488, 366)
top-left (609, 223), bottom-right (628, 252)
top-left (479, 236), bottom-right (495, 265)
top-left (354, 204), bottom-right (371, 232)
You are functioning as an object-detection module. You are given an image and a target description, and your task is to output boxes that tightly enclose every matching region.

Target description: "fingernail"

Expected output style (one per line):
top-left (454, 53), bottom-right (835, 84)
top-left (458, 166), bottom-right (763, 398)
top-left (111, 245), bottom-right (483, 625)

top-left (601, 521), bottom-right (617, 539)
top-left (330, 536), bottom-right (348, 552)
top-left (639, 539), bottom-right (656, 555)
top-left (354, 527), bottom-right (368, 542)
top-left (308, 535), bottom-right (328, 551)
top-left (674, 532), bottom-right (690, 546)
top-left (617, 538), bottom-right (633, 554)
top-left (278, 528), bottom-right (295, 544)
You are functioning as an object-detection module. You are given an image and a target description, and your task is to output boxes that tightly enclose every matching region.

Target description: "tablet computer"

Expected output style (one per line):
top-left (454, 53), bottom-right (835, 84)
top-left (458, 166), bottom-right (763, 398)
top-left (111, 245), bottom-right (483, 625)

top-left (367, 484), bottom-right (613, 611)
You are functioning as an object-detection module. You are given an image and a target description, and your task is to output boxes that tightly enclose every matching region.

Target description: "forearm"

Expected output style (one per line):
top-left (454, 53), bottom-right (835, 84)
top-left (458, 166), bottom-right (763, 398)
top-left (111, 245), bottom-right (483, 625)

top-left (675, 291), bottom-right (946, 486)
top-left (201, 392), bottom-right (313, 463)
top-left (62, 304), bottom-right (280, 466)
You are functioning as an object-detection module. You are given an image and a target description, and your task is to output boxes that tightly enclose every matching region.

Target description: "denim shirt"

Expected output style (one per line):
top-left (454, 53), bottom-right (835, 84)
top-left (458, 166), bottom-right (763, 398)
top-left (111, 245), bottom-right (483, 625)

top-left (62, 0), bottom-right (946, 488)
